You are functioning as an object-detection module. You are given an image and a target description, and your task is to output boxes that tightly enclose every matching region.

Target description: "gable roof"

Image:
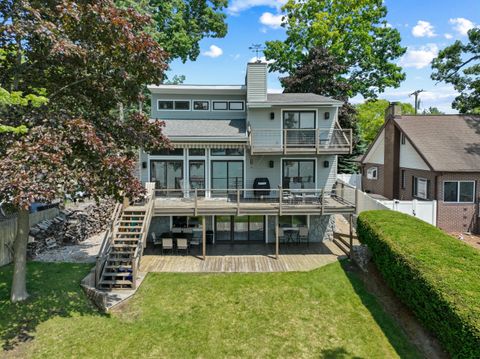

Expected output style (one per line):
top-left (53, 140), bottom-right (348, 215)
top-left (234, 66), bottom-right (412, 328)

top-left (394, 115), bottom-right (480, 172)
top-left (158, 119), bottom-right (247, 139)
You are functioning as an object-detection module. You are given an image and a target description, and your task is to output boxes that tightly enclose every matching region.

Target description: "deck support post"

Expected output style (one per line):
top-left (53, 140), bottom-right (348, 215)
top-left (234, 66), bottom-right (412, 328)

top-left (349, 214), bottom-right (353, 258)
top-left (202, 216), bottom-right (206, 260)
top-left (275, 216), bottom-right (279, 260)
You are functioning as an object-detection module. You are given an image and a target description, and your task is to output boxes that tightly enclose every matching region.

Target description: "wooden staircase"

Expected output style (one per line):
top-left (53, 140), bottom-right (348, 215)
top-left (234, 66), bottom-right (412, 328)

top-left (95, 184), bottom-right (155, 290)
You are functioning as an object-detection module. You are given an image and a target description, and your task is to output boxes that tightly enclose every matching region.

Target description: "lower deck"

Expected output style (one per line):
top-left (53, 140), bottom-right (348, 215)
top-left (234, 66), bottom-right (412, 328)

top-left (140, 241), bottom-right (345, 273)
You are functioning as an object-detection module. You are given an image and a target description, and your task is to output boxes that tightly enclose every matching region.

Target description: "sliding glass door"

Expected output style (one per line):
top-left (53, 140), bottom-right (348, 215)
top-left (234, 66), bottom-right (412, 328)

top-left (282, 160), bottom-right (315, 189)
top-left (150, 160), bottom-right (184, 191)
top-left (211, 160), bottom-right (244, 195)
top-left (283, 111), bottom-right (316, 147)
top-left (215, 216), bottom-right (265, 242)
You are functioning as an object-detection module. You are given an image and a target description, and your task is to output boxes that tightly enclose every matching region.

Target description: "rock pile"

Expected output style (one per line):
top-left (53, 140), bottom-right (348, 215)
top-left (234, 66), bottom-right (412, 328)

top-left (28, 200), bottom-right (114, 257)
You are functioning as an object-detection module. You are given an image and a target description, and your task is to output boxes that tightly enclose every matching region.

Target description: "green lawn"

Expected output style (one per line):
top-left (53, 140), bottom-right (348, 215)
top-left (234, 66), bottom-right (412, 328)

top-left (0, 261), bottom-right (420, 358)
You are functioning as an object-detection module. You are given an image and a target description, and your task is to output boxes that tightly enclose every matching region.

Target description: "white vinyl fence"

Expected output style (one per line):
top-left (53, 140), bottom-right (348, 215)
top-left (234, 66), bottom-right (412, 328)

top-left (355, 189), bottom-right (437, 226)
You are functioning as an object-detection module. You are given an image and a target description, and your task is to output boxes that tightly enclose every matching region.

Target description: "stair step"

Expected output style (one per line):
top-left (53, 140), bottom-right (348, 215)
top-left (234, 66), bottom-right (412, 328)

top-left (112, 244), bottom-right (137, 248)
top-left (105, 265), bottom-right (132, 270)
top-left (103, 272), bottom-right (132, 277)
top-left (107, 258), bottom-right (132, 263)
top-left (120, 220), bottom-right (144, 225)
top-left (118, 226), bottom-right (143, 229)
top-left (332, 238), bottom-right (350, 256)
top-left (99, 280), bottom-right (133, 286)
top-left (114, 238), bottom-right (139, 242)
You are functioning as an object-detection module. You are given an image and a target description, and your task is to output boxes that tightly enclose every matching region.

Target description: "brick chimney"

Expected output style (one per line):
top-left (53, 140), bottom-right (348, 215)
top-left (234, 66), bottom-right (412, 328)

top-left (383, 102), bottom-right (402, 199)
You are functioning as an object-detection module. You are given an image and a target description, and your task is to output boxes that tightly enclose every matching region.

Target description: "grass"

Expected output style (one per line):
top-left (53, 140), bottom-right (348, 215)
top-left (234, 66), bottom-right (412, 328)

top-left (0, 261), bottom-right (421, 358)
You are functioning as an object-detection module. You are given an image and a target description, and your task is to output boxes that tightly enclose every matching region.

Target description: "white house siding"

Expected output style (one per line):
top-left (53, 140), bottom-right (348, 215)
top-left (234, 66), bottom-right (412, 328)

top-left (400, 137), bottom-right (430, 171)
top-left (364, 129), bottom-right (385, 165)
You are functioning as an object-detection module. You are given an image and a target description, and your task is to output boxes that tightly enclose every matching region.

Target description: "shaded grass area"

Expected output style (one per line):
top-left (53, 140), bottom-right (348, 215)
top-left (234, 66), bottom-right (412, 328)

top-left (1, 261), bottom-right (420, 358)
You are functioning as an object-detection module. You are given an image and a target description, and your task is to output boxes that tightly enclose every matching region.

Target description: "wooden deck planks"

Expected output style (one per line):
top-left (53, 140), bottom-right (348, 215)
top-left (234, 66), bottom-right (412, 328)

top-left (140, 241), bottom-right (343, 273)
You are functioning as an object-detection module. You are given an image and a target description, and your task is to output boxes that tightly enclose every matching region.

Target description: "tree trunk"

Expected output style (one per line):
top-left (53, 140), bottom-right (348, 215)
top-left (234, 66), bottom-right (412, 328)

top-left (11, 208), bottom-right (29, 302)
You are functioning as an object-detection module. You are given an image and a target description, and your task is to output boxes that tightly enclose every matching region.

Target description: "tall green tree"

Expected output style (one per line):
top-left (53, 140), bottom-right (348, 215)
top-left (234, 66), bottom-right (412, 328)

top-left (0, 0), bottom-right (170, 302)
top-left (431, 28), bottom-right (480, 113)
top-left (422, 106), bottom-right (444, 115)
top-left (356, 100), bottom-right (414, 144)
top-left (117, 0), bottom-right (228, 63)
top-left (264, 0), bottom-right (406, 99)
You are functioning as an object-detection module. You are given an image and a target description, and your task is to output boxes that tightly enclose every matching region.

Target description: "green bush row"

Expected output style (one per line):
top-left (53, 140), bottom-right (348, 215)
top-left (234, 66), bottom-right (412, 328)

top-left (357, 210), bottom-right (480, 359)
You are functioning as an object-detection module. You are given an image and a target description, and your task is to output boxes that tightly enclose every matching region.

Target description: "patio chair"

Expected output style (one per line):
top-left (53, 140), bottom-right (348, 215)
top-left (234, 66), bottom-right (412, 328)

top-left (297, 227), bottom-right (309, 246)
top-left (277, 227), bottom-right (286, 243)
top-left (151, 232), bottom-right (161, 247)
top-left (176, 238), bottom-right (189, 255)
top-left (161, 238), bottom-right (173, 255)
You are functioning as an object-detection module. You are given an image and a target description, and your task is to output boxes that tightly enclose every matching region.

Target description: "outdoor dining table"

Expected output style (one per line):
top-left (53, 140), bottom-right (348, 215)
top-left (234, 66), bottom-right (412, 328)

top-left (282, 227), bottom-right (299, 244)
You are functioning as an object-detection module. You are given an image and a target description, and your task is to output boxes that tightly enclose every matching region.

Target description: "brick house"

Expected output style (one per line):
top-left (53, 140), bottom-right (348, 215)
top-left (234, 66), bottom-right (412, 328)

top-left (360, 102), bottom-right (480, 234)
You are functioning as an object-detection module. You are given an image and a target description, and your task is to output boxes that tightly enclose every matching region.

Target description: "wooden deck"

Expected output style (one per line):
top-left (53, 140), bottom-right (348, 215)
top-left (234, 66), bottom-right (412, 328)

top-left (140, 241), bottom-right (345, 273)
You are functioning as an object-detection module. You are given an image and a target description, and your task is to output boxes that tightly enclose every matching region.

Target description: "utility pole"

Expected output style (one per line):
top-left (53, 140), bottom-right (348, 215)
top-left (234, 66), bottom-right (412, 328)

top-left (409, 89), bottom-right (424, 114)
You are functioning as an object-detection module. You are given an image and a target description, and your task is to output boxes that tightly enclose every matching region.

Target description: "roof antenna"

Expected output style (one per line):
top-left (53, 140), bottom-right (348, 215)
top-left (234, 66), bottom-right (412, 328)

top-left (249, 44), bottom-right (265, 62)
top-left (409, 89), bottom-right (424, 115)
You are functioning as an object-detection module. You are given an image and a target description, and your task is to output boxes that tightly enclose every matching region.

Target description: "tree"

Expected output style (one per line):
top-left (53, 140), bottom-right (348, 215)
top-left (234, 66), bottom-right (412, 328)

top-left (422, 107), bottom-right (444, 115)
top-left (356, 100), bottom-right (414, 144)
top-left (264, 0), bottom-right (406, 99)
top-left (432, 28), bottom-right (480, 113)
top-left (0, 0), bottom-right (170, 302)
top-left (117, 0), bottom-right (228, 63)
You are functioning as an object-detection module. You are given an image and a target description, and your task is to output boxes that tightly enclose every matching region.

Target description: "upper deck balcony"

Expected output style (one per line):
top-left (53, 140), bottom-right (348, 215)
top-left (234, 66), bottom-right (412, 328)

top-left (248, 126), bottom-right (352, 155)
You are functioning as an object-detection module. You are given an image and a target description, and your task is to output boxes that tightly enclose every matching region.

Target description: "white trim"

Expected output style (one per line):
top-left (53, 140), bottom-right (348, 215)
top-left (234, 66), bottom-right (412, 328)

top-left (192, 100), bottom-right (210, 112)
top-left (442, 180), bottom-right (476, 204)
top-left (157, 99), bottom-right (192, 112)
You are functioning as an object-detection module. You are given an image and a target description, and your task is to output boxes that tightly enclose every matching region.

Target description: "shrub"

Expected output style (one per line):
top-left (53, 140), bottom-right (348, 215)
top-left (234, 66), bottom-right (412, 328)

top-left (357, 210), bottom-right (480, 359)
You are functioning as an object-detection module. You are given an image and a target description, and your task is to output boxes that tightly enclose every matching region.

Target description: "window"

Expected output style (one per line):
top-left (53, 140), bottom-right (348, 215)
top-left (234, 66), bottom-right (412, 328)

top-left (283, 111), bottom-right (316, 129)
top-left (415, 177), bottom-right (428, 199)
top-left (401, 133), bottom-right (406, 145)
top-left (282, 160), bottom-right (315, 189)
top-left (211, 160), bottom-right (244, 191)
top-left (401, 170), bottom-right (406, 189)
top-left (189, 160), bottom-right (205, 193)
top-left (229, 101), bottom-right (244, 111)
top-left (158, 100), bottom-right (173, 110)
top-left (150, 160), bottom-right (184, 190)
top-left (150, 148), bottom-right (184, 156)
top-left (367, 167), bottom-right (378, 180)
top-left (213, 101), bottom-right (228, 110)
top-left (157, 100), bottom-right (190, 111)
top-left (443, 181), bottom-right (475, 203)
top-left (211, 148), bottom-right (244, 156)
top-left (174, 100), bottom-right (190, 110)
top-left (193, 101), bottom-right (209, 111)
top-left (279, 215), bottom-right (308, 228)
top-left (189, 148), bottom-right (205, 156)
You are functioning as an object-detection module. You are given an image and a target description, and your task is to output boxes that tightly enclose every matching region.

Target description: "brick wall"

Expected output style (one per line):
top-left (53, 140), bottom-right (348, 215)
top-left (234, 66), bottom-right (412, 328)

top-left (398, 168), bottom-right (436, 200)
top-left (362, 163), bottom-right (385, 196)
top-left (437, 173), bottom-right (480, 234)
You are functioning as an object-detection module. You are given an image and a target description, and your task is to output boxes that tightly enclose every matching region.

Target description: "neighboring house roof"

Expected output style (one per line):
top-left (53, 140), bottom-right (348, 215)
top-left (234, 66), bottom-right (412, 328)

top-left (158, 119), bottom-right (247, 139)
top-left (394, 115), bottom-right (480, 172)
top-left (266, 93), bottom-right (343, 105)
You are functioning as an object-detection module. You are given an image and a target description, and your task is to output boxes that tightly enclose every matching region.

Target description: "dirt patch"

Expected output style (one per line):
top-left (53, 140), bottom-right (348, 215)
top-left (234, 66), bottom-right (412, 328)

top-left (351, 262), bottom-right (449, 359)
top-left (449, 232), bottom-right (480, 250)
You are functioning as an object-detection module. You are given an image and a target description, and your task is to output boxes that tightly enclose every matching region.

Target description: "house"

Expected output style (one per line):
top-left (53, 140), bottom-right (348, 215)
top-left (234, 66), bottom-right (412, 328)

top-left (361, 102), bottom-right (480, 234)
top-left (95, 61), bottom-right (356, 289)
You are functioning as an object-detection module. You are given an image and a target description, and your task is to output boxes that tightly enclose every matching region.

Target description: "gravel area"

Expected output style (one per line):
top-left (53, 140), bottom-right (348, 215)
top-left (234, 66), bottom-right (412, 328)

top-left (34, 231), bottom-right (105, 263)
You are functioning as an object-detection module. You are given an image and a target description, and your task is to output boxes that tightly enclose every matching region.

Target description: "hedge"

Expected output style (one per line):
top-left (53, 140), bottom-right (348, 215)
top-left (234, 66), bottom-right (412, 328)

top-left (357, 210), bottom-right (480, 359)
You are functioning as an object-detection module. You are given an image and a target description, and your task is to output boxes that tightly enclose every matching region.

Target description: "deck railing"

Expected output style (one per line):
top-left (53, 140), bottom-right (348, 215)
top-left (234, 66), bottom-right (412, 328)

top-left (249, 128), bottom-right (352, 154)
top-left (154, 183), bottom-right (357, 214)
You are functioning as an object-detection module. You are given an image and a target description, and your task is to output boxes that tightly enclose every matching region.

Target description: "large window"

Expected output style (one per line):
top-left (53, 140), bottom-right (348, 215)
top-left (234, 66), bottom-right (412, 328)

top-left (444, 181), bottom-right (475, 203)
top-left (229, 101), bottom-right (244, 111)
top-left (211, 160), bottom-right (244, 191)
top-left (150, 160), bottom-right (184, 190)
top-left (282, 160), bottom-right (315, 189)
top-left (215, 215), bottom-right (264, 242)
top-left (283, 111), bottom-right (316, 129)
top-left (413, 177), bottom-right (429, 199)
top-left (157, 100), bottom-right (190, 111)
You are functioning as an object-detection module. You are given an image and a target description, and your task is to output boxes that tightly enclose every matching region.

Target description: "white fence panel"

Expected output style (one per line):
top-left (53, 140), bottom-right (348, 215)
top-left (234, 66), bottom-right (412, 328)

top-left (378, 199), bottom-right (437, 226)
top-left (337, 174), bottom-right (362, 189)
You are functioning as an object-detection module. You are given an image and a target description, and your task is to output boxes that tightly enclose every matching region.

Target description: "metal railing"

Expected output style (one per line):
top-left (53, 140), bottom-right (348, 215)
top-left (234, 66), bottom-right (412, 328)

top-left (154, 183), bottom-right (357, 214)
top-left (249, 128), bottom-right (352, 154)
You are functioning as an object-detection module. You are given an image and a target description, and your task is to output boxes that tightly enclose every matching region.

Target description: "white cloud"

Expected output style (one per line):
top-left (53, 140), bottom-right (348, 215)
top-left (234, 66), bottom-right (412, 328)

top-left (399, 44), bottom-right (439, 69)
top-left (202, 45), bottom-right (223, 58)
top-left (228, 0), bottom-right (287, 15)
top-left (259, 12), bottom-right (283, 29)
top-left (412, 20), bottom-right (436, 37)
top-left (449, 17), bottom-right (476, 36)
top-left (444, 33), bottom-right (453, 39)
top-left (249, 56), bottom-right (275, 64)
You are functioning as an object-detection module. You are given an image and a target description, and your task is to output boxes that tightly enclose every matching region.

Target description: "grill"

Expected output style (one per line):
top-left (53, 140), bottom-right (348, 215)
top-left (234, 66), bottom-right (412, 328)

top-left (253, 177), bottom-right (271, 197)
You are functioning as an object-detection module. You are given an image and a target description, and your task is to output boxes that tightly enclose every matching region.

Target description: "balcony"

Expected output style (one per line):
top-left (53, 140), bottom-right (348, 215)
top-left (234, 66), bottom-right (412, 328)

top-left (153, 183), bottom-right (356, 216)
top-left (248, 127), bottom-right (352, 155)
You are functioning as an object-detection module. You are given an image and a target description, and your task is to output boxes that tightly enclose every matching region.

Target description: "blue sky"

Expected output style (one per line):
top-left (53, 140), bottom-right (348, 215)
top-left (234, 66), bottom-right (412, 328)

top-left (167, 0), bottom-right (480, 113)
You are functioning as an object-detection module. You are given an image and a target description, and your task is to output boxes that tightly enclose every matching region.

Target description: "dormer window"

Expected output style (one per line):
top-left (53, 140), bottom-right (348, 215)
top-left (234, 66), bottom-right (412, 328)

top-left (367, 167), bottom-right (378, 180)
